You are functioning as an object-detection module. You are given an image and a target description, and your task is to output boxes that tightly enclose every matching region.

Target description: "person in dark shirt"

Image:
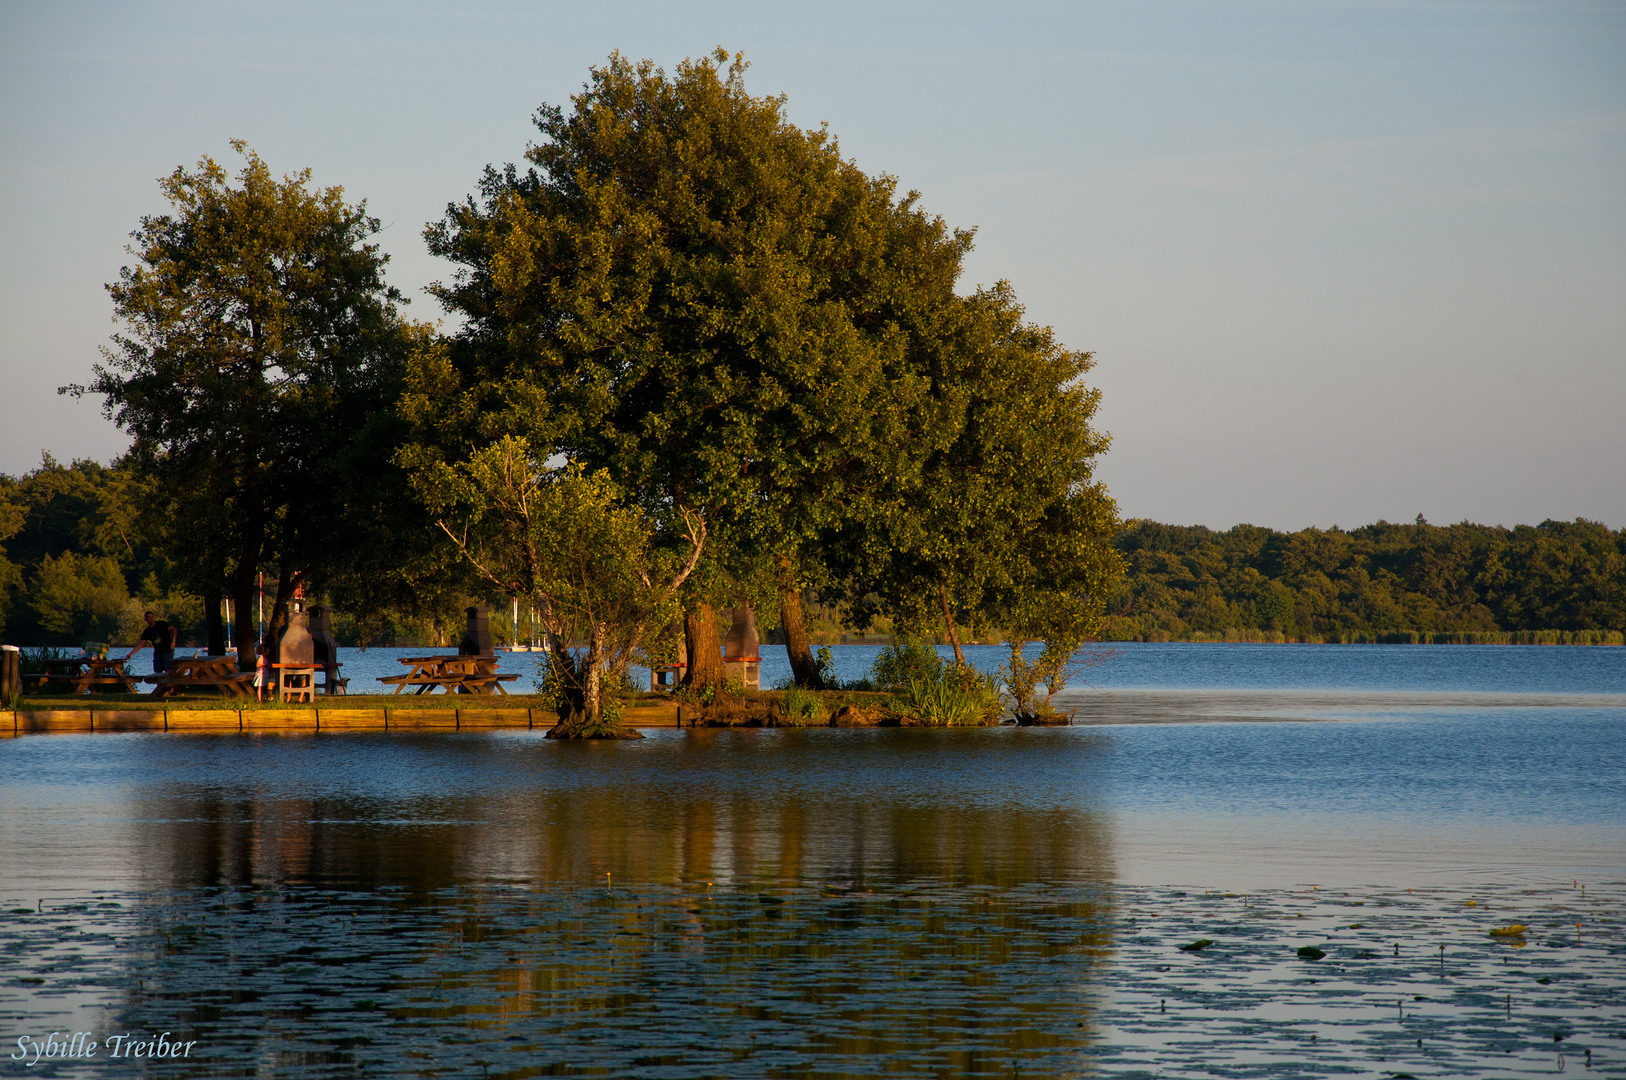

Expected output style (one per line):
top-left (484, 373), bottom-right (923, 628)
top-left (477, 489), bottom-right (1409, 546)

top-left (126, 611), bottom-right (176, 674)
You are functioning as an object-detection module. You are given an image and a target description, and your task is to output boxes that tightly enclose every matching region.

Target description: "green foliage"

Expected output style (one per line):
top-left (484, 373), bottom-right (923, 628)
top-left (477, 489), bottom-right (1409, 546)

top-left (400, 431), bottom-right (703, 733)
top-left (779, 685), bottom-right (827, 727)
top-left (532, 651), bottom-right (566, 711)
top-left (72, 142), bottom-right (417, 662)
top-left (891, 665), bottom-right (1003, 727)
top-left (1000, 639), bottom-right (1112, 719)
top-left (675, 679), bottom-right (719, 708)
top-left (870, 639), bottom-right (944, 692)
top-left (424, 49), bottom-right (942, 529)
top-left (1106, 517), bottom-right (1626, 640)
top-left (814, 646), bottom-right (837, 688)
top-left (1000, 642), bottom-right (1045, 718)
top-left (17, 647), bottom-right (77, 679)
top-left (30, 553), bottom-right (129, 642)
top-left (828, 278), bottom-right (1123, 659)
top-left (0, 483), bottom-right (23, 634)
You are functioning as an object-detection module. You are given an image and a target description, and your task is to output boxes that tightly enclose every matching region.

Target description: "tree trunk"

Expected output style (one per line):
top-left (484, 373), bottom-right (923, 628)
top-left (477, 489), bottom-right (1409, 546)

top-left (228, 459), bottom-right (266, 672)
top-left (543, 628), bottom-right (632, 739)
top-left (776, 556), bottom-right (825, 689)
top-left (683, 600), bottom-right (725, 693)
top-left (228, 562), bottom-right (259, 672)
top-left (584, 622), bottom-right (605, 725)
top-left (266, 566), bottom-right (294, 661)
top-left (204, 584), bottom-right (226, 656)
top-left (939, 580), bottom-right (966, 666)
top-left (546, 636), bottom-right (586, 723)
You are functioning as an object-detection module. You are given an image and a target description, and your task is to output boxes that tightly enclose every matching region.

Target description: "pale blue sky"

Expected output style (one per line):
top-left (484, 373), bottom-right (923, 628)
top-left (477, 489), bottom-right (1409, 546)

top-left (2, 0), bottom-right (1622, 529)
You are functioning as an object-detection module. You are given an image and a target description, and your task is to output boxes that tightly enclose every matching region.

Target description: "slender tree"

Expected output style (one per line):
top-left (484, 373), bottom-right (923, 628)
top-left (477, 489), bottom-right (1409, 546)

top-left (398, 430), bottom-right (703, 734)
top-left (70, 143), bottom-right (412, 667)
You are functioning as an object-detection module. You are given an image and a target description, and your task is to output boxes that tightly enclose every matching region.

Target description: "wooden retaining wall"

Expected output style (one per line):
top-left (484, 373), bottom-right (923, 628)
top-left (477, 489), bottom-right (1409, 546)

top-left (0, 703), bottom-right (682, 737)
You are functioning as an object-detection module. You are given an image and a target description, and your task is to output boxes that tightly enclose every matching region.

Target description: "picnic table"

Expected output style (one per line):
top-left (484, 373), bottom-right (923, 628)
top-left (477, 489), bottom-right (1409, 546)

top-left (378, 655), bottom-right (519, 696)
top-left (24, 656), bottom-right (144, 695)
top-left (144, 654), bottom-right (257, 699)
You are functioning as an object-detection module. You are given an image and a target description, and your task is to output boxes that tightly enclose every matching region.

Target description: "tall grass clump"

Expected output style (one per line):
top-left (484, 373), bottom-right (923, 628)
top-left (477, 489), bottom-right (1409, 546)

top-left (19, 646), bottom-right (77, 677)
top-left (891, 664), bottom-right (1003, 726)
top-left (779, 685), bottom-right (827, 727)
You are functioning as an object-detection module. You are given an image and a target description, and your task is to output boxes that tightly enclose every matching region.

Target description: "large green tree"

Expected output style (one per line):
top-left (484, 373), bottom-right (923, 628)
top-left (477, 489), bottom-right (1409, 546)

top-left (418, 50), bottom-right (1010, 689)
top-left (71, 143), bottom-right (415, 666)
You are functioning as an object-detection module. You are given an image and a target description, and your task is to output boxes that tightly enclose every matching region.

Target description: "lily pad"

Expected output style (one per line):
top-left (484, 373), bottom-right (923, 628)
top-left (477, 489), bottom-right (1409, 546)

top-left (1297, 946), bottom-right (1326, 960)
top-left (1178, 939), bottom-right (1215, 952)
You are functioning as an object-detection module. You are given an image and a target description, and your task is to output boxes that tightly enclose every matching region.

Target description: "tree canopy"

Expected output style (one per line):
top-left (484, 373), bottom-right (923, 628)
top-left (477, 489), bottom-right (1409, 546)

top-left (1106, 516), bottom-right (1626, 641)
top-left (412, 49), bottom-right (1122, 691)
top-left (400, 431), bottom-right (703, 733)
top-left (71, 143), bottom-right (418, 665)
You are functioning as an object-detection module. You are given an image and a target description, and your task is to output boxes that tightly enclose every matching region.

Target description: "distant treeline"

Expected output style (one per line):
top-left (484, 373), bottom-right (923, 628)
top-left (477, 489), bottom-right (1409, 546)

top-left (3, 456), bottom-right (1621, 647)
top-left (0, 456), bottom-right (453, 649)
top-left (1102, 517), bottom-right (1626, 643)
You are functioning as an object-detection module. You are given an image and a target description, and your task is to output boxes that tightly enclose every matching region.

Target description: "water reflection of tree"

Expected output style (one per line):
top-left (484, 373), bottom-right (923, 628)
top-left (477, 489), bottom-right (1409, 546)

top-left (123, 736), bottom-right (1115, 1075)
top-left (138, 788), bottom-right (1110, 892)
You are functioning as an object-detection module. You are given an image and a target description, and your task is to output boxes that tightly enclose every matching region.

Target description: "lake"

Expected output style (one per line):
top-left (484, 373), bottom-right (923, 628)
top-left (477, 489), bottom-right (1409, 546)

top-left (1, 644), bottom-right (1621, 1077)
top-left (318, 639), bottom-right (1626, 695)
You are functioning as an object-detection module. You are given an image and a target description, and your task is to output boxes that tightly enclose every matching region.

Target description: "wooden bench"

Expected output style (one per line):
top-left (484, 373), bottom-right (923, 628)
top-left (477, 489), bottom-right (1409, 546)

top-left (145, 655), bottom-right (256, 699)
top-left (457, 672), bottom-right (521, 695)
top-left (26, 658), bottom-right (144, 695)
top-left (379, 671), bottom-right (464, 695)
top-left (381, 655), bottom-right (519, 695)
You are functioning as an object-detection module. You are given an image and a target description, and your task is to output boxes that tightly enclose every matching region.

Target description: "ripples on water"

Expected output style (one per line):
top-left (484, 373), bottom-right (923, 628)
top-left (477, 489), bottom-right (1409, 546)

top-left (6, 878), bottom-right (1618, 1079)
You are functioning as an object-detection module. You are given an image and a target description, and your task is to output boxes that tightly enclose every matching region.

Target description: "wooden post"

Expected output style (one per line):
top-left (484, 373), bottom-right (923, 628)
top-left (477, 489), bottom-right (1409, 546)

top-left (0, 647), bottom-right (20, 706)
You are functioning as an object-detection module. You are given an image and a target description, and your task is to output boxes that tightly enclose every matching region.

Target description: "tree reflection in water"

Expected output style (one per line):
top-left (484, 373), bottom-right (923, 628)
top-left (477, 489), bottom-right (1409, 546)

top-left (107, 730), bottom-right (1115, 1077)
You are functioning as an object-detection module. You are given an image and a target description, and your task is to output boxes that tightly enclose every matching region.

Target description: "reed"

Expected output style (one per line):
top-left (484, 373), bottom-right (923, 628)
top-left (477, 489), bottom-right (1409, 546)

top-left (890, 667), bottom-right (1002, 727)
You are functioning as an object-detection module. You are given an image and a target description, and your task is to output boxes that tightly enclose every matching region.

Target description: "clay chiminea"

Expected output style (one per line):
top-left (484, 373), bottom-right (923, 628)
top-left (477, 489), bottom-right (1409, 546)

top-left (276, 604), bottom-right (316, 667)
top-left (459, 605), bottom-right (493, 657)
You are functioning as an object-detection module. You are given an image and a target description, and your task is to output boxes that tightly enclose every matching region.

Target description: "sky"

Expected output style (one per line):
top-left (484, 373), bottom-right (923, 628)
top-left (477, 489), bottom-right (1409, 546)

top-left (1, 0), bottom-right (1622, 531)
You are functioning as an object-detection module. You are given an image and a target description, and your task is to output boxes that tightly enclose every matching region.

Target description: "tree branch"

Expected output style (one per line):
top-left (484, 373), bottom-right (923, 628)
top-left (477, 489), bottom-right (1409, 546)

top-left (436, 519), bottom-right (514, 594)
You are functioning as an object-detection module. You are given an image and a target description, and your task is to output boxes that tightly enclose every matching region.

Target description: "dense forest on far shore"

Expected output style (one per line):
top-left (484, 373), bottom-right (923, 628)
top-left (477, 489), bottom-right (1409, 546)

top-left (1101, 517), bottom-right (1624, 643)
top-left (3, 456), bottom-right (1620, 647)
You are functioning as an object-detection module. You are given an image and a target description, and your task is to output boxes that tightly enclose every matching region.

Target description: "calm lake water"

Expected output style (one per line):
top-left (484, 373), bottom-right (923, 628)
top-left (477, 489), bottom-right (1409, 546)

top-left (328, 639), bottom-right (1626, 695)
top-left (2, 645), bottom-right (1622, 1077)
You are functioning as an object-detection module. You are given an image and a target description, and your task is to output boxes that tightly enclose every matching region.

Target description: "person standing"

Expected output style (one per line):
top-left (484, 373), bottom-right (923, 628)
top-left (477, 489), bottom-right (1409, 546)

top-left (253, 640), bottom-right (271, 702)
top-left (126, 611), bottom-right (176, 674)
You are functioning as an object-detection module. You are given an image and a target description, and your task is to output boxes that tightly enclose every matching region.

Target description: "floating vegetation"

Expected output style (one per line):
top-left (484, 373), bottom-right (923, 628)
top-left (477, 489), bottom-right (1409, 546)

top-left (1087, 880), bottom-right (1623, 1078)
top-left (0, 880), bottom-right (1618, 1078)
